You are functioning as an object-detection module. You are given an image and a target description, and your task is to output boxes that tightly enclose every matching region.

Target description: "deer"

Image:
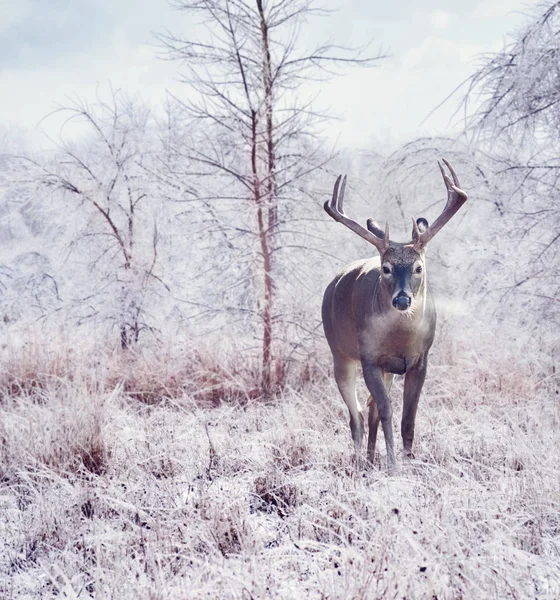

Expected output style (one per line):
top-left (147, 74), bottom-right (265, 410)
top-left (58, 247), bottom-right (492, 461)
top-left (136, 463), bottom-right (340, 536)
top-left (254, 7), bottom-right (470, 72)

top-left (322, 159), bottom-right (468, 471)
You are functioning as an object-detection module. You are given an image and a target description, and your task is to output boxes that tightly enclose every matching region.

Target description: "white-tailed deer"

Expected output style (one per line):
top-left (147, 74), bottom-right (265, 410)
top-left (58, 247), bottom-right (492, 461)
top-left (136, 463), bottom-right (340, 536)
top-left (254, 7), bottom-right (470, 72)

top-left (322, 159), bottom-right (468, 470)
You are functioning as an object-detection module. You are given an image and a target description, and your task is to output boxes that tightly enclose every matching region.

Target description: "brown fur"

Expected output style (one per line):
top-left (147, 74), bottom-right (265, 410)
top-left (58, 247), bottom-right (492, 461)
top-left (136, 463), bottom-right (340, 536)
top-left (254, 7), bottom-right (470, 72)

top-left (322, 245), bottom-right (436, 469)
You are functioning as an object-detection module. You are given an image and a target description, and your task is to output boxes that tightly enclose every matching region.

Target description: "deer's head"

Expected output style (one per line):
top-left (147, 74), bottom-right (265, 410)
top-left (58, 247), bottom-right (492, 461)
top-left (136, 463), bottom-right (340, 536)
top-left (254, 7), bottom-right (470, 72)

top-left (324, 159), bottom-right (468, 312)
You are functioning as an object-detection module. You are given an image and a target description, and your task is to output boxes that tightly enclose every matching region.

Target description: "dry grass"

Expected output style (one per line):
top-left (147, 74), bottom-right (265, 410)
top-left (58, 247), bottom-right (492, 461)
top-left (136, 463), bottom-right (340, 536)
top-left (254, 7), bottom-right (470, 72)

top-left (0, 339), bottom-right (322, 408)
top-left (0, 341), bottom-right (559, 599)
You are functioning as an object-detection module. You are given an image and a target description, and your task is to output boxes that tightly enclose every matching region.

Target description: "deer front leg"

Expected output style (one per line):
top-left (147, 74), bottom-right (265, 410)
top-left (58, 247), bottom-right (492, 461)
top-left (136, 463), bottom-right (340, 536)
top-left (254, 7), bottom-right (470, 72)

top-left (366, 397), bottom-right (379, 465)
top-left (402, 355), bottom-right (428, 458)
top-left (362, 360), bottom-right (396, 471)
top-left (366, 373), bottom-right (394, 465)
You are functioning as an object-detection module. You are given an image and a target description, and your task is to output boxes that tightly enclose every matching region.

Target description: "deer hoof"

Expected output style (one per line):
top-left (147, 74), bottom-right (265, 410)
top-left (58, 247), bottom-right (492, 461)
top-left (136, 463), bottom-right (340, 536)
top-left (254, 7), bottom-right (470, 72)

top-left (387, 462), bottom-right (399, 476)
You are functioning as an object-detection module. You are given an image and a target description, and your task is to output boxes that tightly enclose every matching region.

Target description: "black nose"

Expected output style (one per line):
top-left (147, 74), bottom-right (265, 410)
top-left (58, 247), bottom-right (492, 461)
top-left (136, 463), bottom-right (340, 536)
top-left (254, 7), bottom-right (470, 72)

top-left (392, 293), bottom-right (411, 311)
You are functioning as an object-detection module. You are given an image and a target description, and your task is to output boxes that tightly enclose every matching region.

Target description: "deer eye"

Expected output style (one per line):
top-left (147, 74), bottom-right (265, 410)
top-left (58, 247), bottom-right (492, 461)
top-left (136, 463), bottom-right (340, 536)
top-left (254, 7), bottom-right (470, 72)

top-left (415, 265), bottom-right (423, 274)
top-left (382, 266), bottom-right (391, 275)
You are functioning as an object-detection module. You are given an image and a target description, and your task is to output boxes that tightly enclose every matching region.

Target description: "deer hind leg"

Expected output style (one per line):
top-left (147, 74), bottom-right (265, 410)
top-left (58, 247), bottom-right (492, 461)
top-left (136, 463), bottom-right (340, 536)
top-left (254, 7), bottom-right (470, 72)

top-left (332, 354), bottom-right (363, 456)
top-left (366, 372), bottom-right (395, 464)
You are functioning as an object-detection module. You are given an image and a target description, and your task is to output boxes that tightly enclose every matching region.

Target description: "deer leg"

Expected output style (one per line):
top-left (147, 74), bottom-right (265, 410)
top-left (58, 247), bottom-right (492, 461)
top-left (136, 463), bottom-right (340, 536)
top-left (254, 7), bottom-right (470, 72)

top-left (366, 395), bottom-right (379, 464)
top-left (366, 373), bottom-right (394, 464)
top-left (332, 354), bottom-right (363, 456)
top-left (402, 357), bottom-right (428, 458)
top-left (362, 361), bottom-right (396, 471)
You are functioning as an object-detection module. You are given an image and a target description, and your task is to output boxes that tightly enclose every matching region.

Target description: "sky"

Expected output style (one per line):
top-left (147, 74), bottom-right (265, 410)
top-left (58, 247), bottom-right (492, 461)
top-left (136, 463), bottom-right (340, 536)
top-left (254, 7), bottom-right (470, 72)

top-left (0, 0), bottom-right (533, 152)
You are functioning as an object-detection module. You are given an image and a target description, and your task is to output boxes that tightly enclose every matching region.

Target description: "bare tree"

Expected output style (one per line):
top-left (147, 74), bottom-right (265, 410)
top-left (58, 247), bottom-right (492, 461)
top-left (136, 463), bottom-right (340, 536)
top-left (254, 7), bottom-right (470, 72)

top-left (462, 1), bottom-right (560, 326)
top-left (27, 92), bottom-right (168, 348)
top-left (465, 2), bottom-right (560, 152)
top-left (159, 0), bottom-right (383, 393)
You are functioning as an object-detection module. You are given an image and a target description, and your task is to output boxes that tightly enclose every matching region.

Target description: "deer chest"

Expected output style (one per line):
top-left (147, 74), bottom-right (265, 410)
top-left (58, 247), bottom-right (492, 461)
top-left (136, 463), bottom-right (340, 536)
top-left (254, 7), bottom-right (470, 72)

top-left (358, 318), bottom-right (431, 373)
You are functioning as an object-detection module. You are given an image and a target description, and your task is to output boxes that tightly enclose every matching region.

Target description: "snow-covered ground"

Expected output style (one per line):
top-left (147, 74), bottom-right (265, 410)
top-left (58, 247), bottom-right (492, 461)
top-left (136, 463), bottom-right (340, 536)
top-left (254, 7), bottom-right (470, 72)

top-left (1, 345), bottom-right (558, 599)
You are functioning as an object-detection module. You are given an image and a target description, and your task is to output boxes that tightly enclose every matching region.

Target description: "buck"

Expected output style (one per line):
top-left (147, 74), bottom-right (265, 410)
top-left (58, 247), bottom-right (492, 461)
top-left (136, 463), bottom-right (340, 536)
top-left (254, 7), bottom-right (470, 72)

top-left (322, 159), bottom-right (468, 470)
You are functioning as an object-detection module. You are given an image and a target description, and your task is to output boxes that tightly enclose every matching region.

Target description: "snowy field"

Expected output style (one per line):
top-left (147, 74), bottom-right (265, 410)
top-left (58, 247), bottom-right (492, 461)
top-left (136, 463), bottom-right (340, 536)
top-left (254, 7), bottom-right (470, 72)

top-left (1, 344), bottom-right (558, 599)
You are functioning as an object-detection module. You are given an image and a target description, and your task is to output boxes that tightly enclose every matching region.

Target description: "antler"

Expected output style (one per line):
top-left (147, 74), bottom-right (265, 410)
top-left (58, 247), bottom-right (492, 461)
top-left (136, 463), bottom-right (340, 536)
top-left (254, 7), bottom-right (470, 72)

top-left (324, 175), bottom-right (388, 253)
top-left (412, 159), bottom-right (468, 248)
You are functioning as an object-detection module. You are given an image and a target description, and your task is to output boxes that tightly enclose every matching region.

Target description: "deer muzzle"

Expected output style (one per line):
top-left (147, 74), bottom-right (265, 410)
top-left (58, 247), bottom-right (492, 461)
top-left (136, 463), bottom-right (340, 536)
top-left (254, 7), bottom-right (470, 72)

top-left (392, 292), bottom-right (412, 311)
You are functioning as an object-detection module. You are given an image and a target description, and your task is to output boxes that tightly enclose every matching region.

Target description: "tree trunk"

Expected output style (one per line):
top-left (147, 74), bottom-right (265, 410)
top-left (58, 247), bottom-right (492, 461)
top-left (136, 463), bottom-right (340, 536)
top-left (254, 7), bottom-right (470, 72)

top-left (249, 104), bottom-right (274, 394)
top-left (257, 0), bottom-right (277, 395)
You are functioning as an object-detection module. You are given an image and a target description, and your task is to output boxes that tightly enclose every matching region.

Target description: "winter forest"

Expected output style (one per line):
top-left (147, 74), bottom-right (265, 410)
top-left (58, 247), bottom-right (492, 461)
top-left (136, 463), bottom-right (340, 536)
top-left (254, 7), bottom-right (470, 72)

top-left (1, 0), bottom-right (559, 598)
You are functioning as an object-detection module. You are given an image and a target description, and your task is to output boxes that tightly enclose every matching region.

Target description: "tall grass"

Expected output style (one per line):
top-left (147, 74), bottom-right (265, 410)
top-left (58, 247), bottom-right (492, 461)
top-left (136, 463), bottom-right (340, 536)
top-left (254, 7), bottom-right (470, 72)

top-left (0, 334), bottom-right (558, 598)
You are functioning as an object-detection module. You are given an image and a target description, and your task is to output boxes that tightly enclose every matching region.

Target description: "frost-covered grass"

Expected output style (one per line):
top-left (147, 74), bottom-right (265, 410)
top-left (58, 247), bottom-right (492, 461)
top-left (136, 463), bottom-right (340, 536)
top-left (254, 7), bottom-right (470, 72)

top-left (0, 347), bottom-right (559, 599)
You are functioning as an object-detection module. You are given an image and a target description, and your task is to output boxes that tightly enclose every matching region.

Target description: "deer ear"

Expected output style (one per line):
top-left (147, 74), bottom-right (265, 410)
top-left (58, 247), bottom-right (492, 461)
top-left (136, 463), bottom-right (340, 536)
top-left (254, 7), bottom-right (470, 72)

top-left (367, 219), bottom-right (385, 239)
top-left (412, 217), bottom-right (429, 240)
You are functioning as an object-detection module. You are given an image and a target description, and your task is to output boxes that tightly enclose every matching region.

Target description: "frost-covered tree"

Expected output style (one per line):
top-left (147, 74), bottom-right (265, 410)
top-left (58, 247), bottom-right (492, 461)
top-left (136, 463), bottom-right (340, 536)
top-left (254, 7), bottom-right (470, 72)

top-left (0, 136), bottom-right (63, 326)
top-left (159, 0), bottom-right (383, 393)
top-left (464, 1), bottom-right (560, 327)
top-left (27, 93), bottom-right (169, 347)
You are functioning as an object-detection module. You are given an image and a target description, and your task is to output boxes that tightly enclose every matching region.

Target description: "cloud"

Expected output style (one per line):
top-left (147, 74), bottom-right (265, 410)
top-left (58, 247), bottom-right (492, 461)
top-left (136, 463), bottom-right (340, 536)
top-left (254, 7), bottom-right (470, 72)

top-left (0, 0), bottom-right (184, 148)
top-left (472, 0), bottom-right (528, 19)
top-left (0, 0), bottom-right (104, 69)
top-left (430, 10), bottom-right (451, 30)
top-left (0, 38), bottom-right (180, 150)
top-left (0, 0), bottom-right (32, 33)
top-left (403, 35), bottom-right (482, 70)
top-left (315, 31), bottom-right (490, 151)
